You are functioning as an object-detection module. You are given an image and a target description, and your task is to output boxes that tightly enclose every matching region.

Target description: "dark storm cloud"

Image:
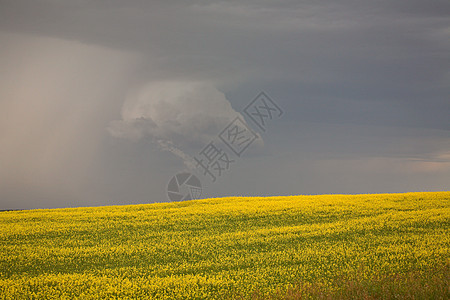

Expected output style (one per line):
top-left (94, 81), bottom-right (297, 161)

top-left (0, 0), bottom-right (448, 209)
top-left (2, 0), bottom-right (447, 125)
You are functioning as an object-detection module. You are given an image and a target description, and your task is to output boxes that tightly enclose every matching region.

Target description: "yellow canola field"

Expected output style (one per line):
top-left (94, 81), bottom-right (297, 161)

top-left (0, 192), bottom-right (449, 299)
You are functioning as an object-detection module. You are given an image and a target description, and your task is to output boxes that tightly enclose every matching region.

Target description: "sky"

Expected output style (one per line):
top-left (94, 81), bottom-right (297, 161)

top-left (0, 0), bottom-right (449, 209)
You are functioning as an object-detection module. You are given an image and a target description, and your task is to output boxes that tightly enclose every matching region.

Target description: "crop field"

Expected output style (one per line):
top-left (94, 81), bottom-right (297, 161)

top-left (0, 192), bottom-right (449, 299)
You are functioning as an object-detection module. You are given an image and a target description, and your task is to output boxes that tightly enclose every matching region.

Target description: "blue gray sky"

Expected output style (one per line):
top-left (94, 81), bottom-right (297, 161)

top-left (0, 0), bottom-right (449, 209)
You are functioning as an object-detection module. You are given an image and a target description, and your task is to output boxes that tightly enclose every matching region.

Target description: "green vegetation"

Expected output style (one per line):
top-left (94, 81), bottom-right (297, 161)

top-left (1, 192), bottom-right (449, 299)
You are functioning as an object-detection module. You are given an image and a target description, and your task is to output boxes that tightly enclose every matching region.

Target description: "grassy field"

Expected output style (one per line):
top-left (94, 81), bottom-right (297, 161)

top-left (0, 192), bottom-right (449, 299)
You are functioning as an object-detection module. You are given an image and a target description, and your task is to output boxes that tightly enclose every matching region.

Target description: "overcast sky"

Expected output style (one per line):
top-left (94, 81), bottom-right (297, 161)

top-left (0, 0), bottom-right (449, 209)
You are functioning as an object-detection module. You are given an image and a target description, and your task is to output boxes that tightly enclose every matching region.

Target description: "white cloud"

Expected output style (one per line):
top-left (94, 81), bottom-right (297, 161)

top-left (108, 81), bottom-right (261, 168)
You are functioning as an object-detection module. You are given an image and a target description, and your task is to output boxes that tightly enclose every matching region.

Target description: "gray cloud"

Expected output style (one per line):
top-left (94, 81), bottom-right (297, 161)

top-left (0, 0), bottom-right (449, 209)
top-left (0, 32), bottom-right (139, 209)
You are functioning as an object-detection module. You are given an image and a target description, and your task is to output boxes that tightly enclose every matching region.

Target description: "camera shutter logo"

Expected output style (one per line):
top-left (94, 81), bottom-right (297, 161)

top-left (167, 172), bottom-right (202, 201)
